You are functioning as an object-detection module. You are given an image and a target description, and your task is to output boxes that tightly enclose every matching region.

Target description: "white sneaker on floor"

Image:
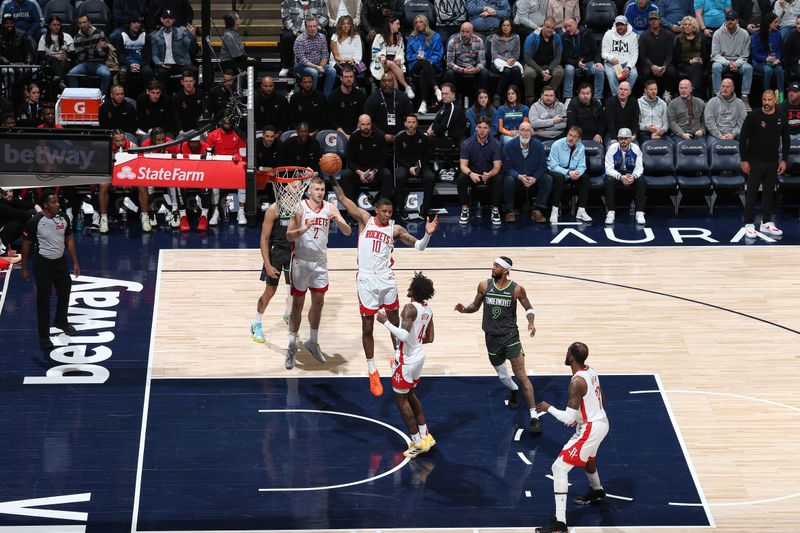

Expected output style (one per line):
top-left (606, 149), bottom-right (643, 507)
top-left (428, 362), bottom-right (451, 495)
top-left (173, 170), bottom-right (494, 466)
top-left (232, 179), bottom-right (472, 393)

top-left (459, 207), bottom-right (469, 225)
top-left (99, 218), bottom-right (109, 234)
top-left (170, 212), bottom-right (180, 228)
top-left (491, 208), bottom-right (501, 226)
top-left (304, 340), bottom-right (326, 363)
top-left (149, 213), bottom-right (158, 228)
top-left (418, 101), bottom-right (427, 114)
top-left (576, 207), bottom-right (592, 222)
top-left (208, 210), bottom-right (219, 226)
top-left (237, 209), bottom-right (247, 226)
top-left (434, 87), bottom-right (442, 102)
top-left (760, 221), bottom-right (783, 236)
top-left (744, 223), bottom-right (757, 238)
top-left (405, 85), bottom-right (415, 99)
top-left (278, 68), bottom-right (289, 77)
top-left (635, 211), bottom-right (646, 224)
top-left (550, 206), bottom-right (559, 224)
top-left (605, 211), bottom-right (615, 224)
top-left (141, 213), bottom-right (152, 232)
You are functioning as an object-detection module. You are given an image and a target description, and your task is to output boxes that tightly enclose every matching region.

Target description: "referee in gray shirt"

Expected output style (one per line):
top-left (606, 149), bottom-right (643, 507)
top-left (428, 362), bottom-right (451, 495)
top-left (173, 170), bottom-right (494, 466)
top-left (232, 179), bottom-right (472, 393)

top-left (21, 190), bottom-right (81, 350)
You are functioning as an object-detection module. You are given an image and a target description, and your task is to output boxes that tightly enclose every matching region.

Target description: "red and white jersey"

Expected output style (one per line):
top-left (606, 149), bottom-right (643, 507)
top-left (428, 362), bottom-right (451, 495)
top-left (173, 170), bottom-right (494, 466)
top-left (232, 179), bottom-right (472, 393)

top-left (357, 217), bottom-right (394, 276)
top-left (294, 199), bottom-right (330, 261)
top-left (398, 302), bottom-right (432, 366)
top-left (573, 366), bottom-right (607, 424)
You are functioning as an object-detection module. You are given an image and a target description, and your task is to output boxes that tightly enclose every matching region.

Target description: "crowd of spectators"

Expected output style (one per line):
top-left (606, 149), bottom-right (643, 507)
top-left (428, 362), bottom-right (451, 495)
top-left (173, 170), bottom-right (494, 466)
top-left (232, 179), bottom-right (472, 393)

top-left (1, 0), bottom-right (799, 253)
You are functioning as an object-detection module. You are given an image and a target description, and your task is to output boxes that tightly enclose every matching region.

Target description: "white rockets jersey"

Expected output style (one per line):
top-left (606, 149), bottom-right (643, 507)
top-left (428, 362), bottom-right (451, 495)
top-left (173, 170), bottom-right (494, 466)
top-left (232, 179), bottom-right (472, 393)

top-left (399, 302), bottom-right (432, 365)
top-left (294, 200), bottom-right (331, 261)
top-left (357, 217), bottom-right (394, 276)
top-left (574, 366), bottom-right (607, 423)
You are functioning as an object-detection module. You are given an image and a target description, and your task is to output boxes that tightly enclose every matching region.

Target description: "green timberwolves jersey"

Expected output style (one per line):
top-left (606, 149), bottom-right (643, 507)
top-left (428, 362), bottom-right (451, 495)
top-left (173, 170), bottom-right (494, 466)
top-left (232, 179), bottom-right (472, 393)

top-left (482, 279), bottom-right (517, 336)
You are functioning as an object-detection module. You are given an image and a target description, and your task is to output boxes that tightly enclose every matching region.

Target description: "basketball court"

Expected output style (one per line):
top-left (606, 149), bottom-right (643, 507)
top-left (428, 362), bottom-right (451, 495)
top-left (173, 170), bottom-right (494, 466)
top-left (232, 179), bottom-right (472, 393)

top-left (3, 218), bottom-right (800, 532)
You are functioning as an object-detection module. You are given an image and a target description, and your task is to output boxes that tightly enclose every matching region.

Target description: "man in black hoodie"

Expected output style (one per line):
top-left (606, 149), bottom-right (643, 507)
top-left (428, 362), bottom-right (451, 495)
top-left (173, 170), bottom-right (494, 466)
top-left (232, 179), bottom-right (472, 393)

top-left (136, 79), bottom-right (174, 136)
top-left (566, 83), bottom-right (606, 142)
top-left (604, 81), bottom-right (639, 145)
top-left (340, 114), bottom-right (393, 205)
top-left (288, 73), bottom-right (327, 136)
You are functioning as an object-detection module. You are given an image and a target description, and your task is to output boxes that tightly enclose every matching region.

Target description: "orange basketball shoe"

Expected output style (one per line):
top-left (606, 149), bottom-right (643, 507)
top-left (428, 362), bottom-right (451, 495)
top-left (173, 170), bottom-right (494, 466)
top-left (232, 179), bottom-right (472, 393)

top-left (369, 369), bottom-right (383, 396)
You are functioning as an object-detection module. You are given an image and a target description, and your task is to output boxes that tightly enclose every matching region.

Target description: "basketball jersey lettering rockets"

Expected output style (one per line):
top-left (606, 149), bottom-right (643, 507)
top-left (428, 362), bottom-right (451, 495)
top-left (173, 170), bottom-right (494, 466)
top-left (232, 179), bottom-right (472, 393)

top-left (358, 217), bottom-right (394, 276)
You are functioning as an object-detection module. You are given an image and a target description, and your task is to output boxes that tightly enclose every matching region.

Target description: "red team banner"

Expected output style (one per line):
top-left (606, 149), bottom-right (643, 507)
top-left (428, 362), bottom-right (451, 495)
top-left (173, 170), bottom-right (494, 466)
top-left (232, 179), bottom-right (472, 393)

top-left (112, 153), bottom-right (246, 188)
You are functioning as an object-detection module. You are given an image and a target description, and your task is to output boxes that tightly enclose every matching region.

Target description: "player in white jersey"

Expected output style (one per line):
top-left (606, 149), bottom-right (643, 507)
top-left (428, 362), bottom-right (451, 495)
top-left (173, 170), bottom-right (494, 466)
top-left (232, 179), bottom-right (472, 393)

top-left (377, 272), bottom-right (436, 459)
top-left (328, 171), bottom-right (439, 397)
top-left (535, 342), bottom-right (610, 533)
top-left (285, 177), bottom-right (352, 367)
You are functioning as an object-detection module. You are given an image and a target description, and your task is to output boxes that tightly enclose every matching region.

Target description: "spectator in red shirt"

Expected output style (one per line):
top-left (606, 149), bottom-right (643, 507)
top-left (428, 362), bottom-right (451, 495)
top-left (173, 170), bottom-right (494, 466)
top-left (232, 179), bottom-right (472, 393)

top-left (36, 106), bottom-right (62, 128)
top-left (205, 116), bottom-right (248, 225)
top-left (174, 135), bottom-right (213, 232)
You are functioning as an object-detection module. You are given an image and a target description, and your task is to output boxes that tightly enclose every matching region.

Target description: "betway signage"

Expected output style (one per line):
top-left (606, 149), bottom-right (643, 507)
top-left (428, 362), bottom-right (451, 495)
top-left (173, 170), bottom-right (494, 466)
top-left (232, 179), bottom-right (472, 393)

top-left (113, 152), bottom-right (246, 188)
top-left (0, 131), bottom-right (111, 176)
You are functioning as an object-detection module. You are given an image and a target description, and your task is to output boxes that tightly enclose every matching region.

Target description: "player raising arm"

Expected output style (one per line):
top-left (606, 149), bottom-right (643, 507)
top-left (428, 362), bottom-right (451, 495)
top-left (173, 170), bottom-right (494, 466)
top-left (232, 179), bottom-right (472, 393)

top-left (328, 171), bottom-right (439, 396)
top-left (284, 176), bottom-right (352, 368)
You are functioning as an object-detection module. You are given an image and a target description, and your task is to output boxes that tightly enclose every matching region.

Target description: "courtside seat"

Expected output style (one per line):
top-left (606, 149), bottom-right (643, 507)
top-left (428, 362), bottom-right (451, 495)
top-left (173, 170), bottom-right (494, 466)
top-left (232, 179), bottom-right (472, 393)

top-left (641, 139), bottom-right (678, 212)
top-left (708, 139), bottom-right (745, 213)
top-left (581, 140), bottom-right (605, 189)
top-left (674, 139), bottom-right (712, 212)
top-left (584, 0), bottom-right (617, 43)
top-left (316, 129), bottom-right (347, 159)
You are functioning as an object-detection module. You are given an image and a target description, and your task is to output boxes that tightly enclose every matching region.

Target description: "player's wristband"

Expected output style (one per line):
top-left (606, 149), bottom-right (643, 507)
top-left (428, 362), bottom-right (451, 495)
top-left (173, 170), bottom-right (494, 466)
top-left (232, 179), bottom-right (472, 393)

top-left (383, 320), bottom-right (409, 342)
top-left (525, 308), bottom-right (535, 318)
top-left (547, 406), bottom-right (579, 426)
top-left (414, 232), bottom-right (431, 251)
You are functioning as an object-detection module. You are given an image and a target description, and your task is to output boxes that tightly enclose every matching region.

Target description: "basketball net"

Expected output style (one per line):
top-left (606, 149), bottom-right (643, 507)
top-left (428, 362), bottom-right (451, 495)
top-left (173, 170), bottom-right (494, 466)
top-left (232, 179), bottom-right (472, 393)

top-left (266, 166), bottom-right (314, 218)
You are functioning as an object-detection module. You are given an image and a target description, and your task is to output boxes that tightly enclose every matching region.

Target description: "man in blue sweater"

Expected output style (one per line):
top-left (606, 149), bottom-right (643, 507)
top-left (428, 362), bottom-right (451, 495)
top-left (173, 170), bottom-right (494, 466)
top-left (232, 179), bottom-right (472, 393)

top-left (625, 0), bottom-right (659, 33)
top-left (503, 121), bottom-right (552, 223)
top-left (0, 0), bottom-right (42, 41)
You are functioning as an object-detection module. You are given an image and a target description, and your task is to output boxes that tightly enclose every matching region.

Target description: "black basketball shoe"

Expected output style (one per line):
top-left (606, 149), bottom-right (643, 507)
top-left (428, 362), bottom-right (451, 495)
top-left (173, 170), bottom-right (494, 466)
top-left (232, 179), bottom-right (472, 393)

top-left (528, 416), bottom-right (543, 435)
top-left (535, 517), bottom-right (567, 533)
top-left (508, 389), bottom-right (518, 409)
top-left (573, 488), bottom-right (606, 505)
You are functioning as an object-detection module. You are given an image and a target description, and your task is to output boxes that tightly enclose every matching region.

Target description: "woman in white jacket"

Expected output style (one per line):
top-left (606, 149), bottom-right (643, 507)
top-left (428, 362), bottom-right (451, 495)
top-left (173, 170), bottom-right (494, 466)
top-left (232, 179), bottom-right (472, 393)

top-left (371, 16), bottom-right (415, 99)
top-left (601, 16), bottom-right (639, 96)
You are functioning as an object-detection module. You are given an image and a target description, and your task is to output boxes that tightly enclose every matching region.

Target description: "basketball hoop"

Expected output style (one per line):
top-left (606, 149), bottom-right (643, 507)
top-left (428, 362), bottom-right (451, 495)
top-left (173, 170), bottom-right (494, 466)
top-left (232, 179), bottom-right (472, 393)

top-left (259, 166), bottom-right (315, 218)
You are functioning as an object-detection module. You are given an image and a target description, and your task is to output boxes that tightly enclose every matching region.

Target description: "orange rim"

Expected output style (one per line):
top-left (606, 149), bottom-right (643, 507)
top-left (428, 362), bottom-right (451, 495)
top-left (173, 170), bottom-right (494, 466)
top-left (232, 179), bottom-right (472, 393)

top-left (261, 166), bottom-right (315, 183)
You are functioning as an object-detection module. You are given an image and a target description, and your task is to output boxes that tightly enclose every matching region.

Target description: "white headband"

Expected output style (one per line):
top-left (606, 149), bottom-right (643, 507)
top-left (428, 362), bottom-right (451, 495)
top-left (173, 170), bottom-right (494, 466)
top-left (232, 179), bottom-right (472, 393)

top-left (495, 257), bottom-right (512, 270)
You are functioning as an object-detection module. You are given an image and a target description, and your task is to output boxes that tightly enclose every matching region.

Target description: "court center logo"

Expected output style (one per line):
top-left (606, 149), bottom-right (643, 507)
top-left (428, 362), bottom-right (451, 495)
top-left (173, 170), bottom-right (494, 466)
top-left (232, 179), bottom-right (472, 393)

top-left (116, 165), bottom-right (135, 180)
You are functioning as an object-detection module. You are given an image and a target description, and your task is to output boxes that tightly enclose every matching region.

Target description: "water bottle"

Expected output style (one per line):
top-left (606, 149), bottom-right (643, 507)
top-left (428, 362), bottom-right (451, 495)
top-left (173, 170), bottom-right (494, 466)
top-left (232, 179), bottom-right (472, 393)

top-left (475, 201), bottom-right (482, 218)
top-left (75, 213), bottom-right (84, 231)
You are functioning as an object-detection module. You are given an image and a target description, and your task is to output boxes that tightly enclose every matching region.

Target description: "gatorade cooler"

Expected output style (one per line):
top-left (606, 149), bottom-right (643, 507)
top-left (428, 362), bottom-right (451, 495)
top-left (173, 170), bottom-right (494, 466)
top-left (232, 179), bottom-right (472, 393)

top-left (56, 88), bottom-right (103, 126)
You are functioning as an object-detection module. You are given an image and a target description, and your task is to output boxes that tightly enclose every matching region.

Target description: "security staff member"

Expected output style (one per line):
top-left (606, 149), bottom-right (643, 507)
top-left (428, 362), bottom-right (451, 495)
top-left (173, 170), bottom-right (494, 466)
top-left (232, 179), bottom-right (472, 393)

top-left (20, 189), bottom-right (80, 350)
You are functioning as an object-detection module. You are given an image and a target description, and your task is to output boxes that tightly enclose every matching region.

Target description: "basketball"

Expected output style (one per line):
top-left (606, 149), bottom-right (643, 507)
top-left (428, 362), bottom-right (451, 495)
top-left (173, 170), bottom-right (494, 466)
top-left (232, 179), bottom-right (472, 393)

top-left (319, 153), bottom-right (343, 176)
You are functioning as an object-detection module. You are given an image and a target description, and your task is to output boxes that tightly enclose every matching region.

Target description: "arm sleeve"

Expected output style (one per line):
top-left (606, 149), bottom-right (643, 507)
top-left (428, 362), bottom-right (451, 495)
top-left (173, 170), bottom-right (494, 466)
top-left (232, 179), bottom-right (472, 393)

top-left (547, 405), bottom-right (580, 425)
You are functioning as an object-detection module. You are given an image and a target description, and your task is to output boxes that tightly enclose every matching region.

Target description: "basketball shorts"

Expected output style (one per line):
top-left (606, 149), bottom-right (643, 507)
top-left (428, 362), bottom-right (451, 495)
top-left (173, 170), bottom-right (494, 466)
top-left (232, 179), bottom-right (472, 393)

top-left (485, 332), bottom-right (524, 366)
top-left (391, 356), bottom-right (425, 394)
top-left (290, 256), bottom-right (329, 296)
top-left (559, 417), bottom-right (610, 467)
top-left (357, 273), bottom-right (399, 316)
top-left (260, 248), bottom-right (291, 286)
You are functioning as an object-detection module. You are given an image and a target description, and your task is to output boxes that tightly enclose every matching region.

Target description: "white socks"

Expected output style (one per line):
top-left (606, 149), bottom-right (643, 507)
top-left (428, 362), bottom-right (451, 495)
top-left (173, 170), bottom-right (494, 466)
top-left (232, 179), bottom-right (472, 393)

top-left (555, 493), bottom-right (567, 523)
top-left (254, 312), bottom-right (262, 324)
top-left (411, 433), bottom-right (421, 445)
top-left (367, 358), bottom-right (376, 373)
top-left (288, 331), bottom-right (298, 348)
top-left (530, 408), bottom-right (539, 420)
top-left (418, 423), bottom-right (427, 437)
top-left (587, 470), bottom-right (603, 490)
top-left (309, 328), bottom-right (318, 343)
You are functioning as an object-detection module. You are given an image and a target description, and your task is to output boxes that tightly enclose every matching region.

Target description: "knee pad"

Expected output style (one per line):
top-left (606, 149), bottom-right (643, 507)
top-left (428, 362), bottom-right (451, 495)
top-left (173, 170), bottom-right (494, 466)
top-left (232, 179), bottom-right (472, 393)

top-left (494, 363), bottom-right (511, 380)
top-left (551, 457), bottom-right (573, 493)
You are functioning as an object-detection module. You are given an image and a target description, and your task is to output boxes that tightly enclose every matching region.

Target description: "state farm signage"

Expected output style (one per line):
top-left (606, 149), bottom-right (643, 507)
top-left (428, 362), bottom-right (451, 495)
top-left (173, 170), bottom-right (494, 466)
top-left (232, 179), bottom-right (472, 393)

top-left (112, 153), bottom-right (245, 188)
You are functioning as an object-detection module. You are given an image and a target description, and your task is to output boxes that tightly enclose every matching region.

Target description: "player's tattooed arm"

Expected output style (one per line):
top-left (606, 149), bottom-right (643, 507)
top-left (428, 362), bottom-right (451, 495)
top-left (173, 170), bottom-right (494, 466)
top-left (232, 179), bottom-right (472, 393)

top-left (454, 281), bottom-right (487, 313)
top-left (328, 172), bottom-right (369, 225)
top-left (567, 376), bottom-right (587, 411)
top-left (516, 284), bottom-right (536, 337)
top-left (394, 225), bottom-right (417, 247)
